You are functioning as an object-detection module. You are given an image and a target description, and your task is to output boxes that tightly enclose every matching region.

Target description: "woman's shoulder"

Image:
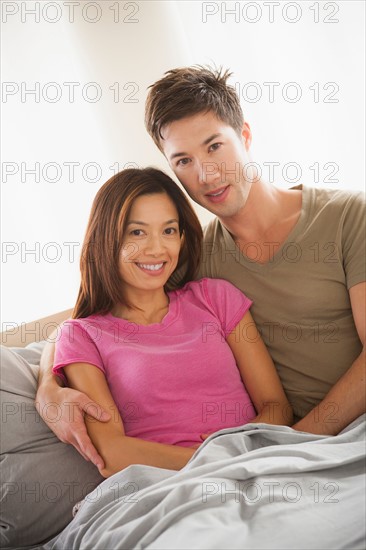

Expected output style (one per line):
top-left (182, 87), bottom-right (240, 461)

top-left (170, 278), bottom-right (252, 331)
top-left (61, 313), bottom-right (110, 332)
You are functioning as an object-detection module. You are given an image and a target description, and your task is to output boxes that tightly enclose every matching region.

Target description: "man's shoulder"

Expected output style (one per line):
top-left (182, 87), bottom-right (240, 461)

top-left (303, 184), bottom-right (365, 210)
top-left (202, 216), bottom-right (224, 244)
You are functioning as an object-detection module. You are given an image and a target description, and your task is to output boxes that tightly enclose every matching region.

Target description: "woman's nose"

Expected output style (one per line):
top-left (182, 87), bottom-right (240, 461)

top-left (144, 235), bottom-right (165, 256)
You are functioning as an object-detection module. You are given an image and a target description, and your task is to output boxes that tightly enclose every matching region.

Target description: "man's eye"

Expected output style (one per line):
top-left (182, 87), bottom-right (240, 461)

top-left (209, 142), bottom-right (222, 152)
top-left (177, 157), bottom-right (190, 167)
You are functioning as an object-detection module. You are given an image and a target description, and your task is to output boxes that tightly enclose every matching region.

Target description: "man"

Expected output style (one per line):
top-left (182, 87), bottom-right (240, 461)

top-left (36, 66), bottom-right (365, 470)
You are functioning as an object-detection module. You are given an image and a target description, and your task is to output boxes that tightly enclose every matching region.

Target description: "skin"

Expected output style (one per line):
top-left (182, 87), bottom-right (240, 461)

top-left (160, 111), bottom-right (365, 435)
top-left (51, 193), bottom-right (194, 474)
top-left (113, 193), bottom-right (182, 323)
top-left (161, 111), bottom-right (304, 264)
top-left (36, 111), bottom-right (365, 466)
top-left (41, 191), bottom-right (291, 478)
top-left (162, 112), bottom-right (256, 221)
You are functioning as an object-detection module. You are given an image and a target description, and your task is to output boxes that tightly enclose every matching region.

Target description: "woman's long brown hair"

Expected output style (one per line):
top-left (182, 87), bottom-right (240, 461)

top-left (72, 168), bottom-right (203, 319)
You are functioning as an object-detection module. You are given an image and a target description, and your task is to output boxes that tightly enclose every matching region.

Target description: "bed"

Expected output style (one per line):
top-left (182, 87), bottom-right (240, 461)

top-left (1, 325), bottom-right (365, 549)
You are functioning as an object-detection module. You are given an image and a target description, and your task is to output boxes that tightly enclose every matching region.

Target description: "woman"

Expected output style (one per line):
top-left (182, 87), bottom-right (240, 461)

top-left (53, 168), bottom-right (292, 478)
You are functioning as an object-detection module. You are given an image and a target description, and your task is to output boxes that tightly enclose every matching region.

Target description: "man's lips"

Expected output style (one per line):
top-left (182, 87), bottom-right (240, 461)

top-left (205, 185), bottom-right (230, 203)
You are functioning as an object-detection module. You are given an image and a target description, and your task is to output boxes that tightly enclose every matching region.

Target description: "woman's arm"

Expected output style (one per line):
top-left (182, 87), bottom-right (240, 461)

top-left (227, 311), bottom-right (293, 426)
top-left (36, 332), bottom-right (110, 469)
top-left (63, 362), bottom-right (195, 478)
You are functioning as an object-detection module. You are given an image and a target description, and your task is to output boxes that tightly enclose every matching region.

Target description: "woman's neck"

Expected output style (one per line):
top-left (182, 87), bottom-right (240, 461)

top-left (111, 288), bottom-right (170, 325)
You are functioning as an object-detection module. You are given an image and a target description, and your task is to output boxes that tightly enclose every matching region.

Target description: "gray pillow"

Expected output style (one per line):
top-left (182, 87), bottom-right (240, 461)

top-left (0, 343), bottom-right (103, 548)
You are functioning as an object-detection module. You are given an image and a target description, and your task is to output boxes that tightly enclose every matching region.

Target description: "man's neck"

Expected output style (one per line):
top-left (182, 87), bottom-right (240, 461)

top-left (219, 181), bottom-right (303, 263)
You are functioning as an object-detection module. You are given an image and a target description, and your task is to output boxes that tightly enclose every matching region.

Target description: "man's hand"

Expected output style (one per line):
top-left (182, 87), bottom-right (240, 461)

top-left (36, 384), bottom-right (111, 469)
top-left (36, 335), bottom-right (110, 469)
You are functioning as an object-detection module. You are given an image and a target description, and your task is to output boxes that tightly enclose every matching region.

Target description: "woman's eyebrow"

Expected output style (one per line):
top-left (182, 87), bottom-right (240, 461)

top-left (126, 219), bottom-right (179, 226)
top-left (126, 220), bottom-right (148, 226)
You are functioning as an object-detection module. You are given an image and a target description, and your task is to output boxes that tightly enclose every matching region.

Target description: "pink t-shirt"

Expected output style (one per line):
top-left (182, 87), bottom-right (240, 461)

top-left (53, 278), bottom-right (255, 447)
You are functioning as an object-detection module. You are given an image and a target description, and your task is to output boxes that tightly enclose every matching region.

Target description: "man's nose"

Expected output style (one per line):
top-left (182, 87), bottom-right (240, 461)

top-left (198, 160), bottom-right (221, 185)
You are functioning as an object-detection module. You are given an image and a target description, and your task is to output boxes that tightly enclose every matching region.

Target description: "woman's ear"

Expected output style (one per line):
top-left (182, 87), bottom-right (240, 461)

top-left (179, 228), bottom-right (185, 245)
top-left (176, 232), bottom-right (186, 269)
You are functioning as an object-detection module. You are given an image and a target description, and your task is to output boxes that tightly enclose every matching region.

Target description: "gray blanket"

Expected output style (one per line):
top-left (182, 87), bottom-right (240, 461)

top-left (40, 416), bottom-right (366, 550)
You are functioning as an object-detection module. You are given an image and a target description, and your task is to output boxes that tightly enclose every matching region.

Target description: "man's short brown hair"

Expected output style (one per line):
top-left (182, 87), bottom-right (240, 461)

top-left (145, 65), bottom-right (244, 151)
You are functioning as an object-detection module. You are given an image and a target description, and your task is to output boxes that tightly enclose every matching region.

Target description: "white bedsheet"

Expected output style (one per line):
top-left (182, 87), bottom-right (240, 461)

top-left (38, 416), bottom-right (366, 550)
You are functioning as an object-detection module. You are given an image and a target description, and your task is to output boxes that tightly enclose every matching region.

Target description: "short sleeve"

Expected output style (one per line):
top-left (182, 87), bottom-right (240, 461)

top-left (201, 278), bottom-right (253, 335)
top-left (53, 320), bottom-right (105, 383)
top-left (341, 192), bottom-right (366, 289)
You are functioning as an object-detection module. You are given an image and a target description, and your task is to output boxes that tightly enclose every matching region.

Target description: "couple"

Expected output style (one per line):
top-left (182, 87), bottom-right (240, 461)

top-left (37, 66), bottom-right (365, 477)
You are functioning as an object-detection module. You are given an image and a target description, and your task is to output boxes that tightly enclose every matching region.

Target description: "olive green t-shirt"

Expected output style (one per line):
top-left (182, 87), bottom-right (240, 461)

top-left (198, 185), bottom-right (365, 420)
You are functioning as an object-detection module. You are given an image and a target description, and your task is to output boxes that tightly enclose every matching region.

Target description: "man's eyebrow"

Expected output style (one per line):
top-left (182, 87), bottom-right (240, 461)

top-left (169, 133), bottom-right (222, 161)
top-left (126, 219), bottom-right (179, 226)
top-left (202, 133), bottom-right (222, 146)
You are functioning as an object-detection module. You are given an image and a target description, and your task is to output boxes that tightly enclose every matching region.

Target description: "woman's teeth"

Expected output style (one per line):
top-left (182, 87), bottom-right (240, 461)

top-left (136, 263), bottom-right (164, 271)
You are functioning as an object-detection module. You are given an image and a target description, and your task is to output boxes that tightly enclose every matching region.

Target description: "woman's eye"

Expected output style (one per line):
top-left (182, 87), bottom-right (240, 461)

top-left (130, 229), bottom-right (143, 236)
top-left (164, 227), bottom-right (177, 235)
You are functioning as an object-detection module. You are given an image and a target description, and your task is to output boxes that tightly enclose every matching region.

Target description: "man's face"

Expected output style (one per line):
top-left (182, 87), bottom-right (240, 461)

top-left (161, 111), bottom-right (254, 219)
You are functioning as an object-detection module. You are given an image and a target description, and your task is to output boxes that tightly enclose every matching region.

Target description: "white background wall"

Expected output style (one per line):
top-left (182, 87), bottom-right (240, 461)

top-left (1, 0), bottom-right (365, 329)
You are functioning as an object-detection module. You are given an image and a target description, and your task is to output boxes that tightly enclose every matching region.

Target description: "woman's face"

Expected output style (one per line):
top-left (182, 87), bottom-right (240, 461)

top-left (119, 192), bottom-right (182, 294)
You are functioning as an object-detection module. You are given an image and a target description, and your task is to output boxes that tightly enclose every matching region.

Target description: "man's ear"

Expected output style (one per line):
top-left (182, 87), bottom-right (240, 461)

top-left (241, 121), bottom-right (252, 150)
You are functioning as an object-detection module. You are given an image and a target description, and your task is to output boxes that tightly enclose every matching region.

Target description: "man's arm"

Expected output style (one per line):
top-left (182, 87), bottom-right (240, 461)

top-left (36, 331), bottom-right (111, 469)
top-left (1, 308), bottom-right (73, 347)
top-left (293, 282), bottom-right (366, 435)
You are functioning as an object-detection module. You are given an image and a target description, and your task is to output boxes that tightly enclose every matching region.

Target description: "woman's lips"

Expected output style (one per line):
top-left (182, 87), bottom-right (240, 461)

top-left (135, 262), bottom-right (166, 276)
